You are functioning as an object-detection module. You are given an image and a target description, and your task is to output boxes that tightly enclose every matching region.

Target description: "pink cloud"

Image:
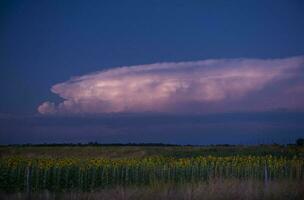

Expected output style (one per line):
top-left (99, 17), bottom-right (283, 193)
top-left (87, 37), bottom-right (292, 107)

top-left (38, 56), bottom-right (304, 114)
top-left (37, 101), bottom-right (57, 114)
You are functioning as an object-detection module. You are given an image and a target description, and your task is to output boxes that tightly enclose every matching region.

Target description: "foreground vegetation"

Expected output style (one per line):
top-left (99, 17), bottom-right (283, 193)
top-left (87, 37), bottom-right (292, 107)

top-left (1, 179), bottom-right (303, 200)
top-left (0, 145), bottom-right (303, 199)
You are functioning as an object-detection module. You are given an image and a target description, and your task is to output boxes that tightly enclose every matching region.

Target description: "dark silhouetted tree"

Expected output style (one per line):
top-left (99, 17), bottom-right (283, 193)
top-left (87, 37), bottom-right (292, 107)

top-left (296, 138), bottom-right (304, 146)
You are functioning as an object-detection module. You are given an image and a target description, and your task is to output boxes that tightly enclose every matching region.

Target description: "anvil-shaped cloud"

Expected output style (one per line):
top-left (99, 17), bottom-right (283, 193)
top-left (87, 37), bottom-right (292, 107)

top-left (38, 56), bottom-right (304, 114)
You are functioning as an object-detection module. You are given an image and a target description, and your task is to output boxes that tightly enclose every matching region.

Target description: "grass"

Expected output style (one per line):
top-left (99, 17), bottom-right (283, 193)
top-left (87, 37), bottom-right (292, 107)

top-left (1, 179), bottom-right (303, 200)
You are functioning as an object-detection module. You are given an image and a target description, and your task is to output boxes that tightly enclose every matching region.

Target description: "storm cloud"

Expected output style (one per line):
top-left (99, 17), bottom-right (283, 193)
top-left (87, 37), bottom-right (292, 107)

top-left (38, 56), bottom-right (304, 114)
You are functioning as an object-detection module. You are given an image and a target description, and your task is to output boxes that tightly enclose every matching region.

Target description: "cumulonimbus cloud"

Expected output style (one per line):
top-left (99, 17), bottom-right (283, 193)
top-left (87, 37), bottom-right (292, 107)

top-left (38, 56), bottom-right (304, 114)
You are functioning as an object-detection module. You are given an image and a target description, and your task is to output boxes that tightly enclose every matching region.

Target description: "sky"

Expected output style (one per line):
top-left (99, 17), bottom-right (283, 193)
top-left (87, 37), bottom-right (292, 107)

top-left (1, 0), bottom-right (304, 144)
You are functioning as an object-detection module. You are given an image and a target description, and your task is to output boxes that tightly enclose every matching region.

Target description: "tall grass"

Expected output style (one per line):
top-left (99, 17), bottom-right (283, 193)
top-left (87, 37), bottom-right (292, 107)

top-left (1, 179), bottom-right (304, 200)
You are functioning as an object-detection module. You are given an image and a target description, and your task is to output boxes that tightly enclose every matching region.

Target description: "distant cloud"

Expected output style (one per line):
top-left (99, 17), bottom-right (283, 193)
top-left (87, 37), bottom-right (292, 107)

top-left (38, 56), bottom-right (304, 114)
top-left (38, 102), bottom-right (57, 114)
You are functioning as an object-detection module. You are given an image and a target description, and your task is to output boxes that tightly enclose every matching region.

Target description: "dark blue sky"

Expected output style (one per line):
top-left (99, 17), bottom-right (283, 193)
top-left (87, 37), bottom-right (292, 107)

top-left (1, 0), bottom-right (304, 144)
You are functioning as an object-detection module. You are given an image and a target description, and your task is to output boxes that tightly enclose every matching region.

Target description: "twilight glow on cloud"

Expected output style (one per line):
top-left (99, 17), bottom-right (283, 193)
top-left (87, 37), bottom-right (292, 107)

top-left (38, 56), bottom-right (304, 114)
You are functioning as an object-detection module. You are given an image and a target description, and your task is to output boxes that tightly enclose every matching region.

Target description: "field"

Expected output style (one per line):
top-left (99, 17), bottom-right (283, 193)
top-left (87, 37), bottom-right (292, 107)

top-left (0, 145), bottom-right (304, 199)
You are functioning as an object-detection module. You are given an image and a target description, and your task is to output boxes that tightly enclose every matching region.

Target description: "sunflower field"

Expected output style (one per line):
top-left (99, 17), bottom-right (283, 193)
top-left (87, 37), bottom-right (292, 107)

top-left (0, 155), bottom-right (303, 192)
